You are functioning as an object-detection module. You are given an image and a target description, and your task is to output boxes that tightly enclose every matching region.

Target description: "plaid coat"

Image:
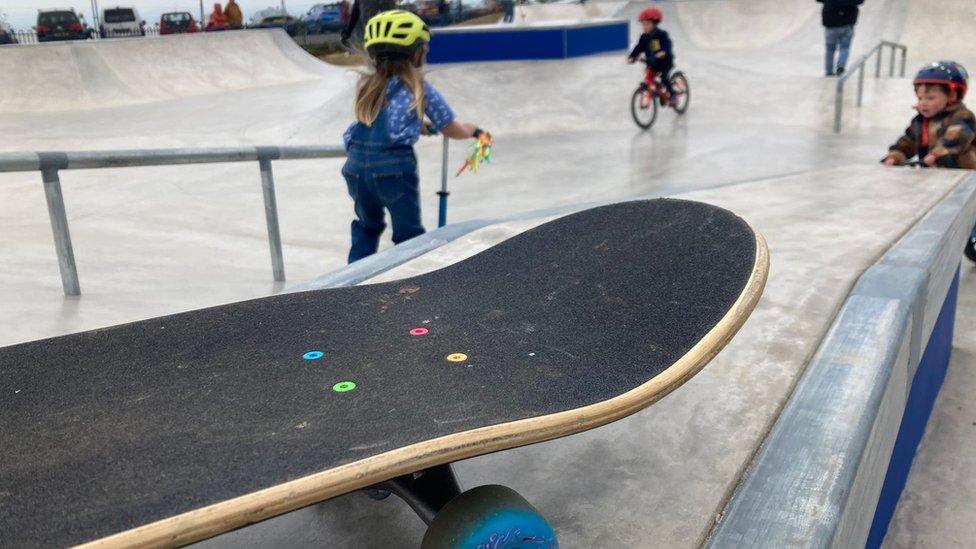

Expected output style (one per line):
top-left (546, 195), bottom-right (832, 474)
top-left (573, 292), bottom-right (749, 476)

top-left (887, 102), bottom-right (976, 169)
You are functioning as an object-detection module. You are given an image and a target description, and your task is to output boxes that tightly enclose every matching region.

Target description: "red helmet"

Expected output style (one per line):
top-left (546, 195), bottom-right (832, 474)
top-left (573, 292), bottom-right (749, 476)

top-left (638, 7), bottom-right (662, 23)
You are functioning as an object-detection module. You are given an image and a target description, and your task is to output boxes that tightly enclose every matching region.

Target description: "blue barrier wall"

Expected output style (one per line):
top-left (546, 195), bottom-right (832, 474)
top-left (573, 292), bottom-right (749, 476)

top-left (866, 268), bottom-right (960, 547)
top-left (427, 20), bottom-right (628, 63)
top-left (706, 176), bottom-right (976, 548)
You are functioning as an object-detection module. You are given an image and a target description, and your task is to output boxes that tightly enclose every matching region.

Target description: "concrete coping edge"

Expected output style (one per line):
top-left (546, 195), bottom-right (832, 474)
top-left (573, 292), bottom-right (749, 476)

top-left (704, 172), bottom-right (976, 548)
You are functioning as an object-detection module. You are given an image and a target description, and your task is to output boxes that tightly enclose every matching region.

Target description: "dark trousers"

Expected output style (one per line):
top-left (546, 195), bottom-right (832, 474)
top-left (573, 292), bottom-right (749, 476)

top-left (502, 1), bottom-right (515, 22)
top-left (647, 57), bottom-right (676, 97)
top-left (342, 151), bottom-right (425, 263)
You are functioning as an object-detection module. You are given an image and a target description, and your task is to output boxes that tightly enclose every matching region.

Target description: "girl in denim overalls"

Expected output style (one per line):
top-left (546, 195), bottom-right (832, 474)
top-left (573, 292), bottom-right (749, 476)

top-left (343, 10), bottom-right (485, 263)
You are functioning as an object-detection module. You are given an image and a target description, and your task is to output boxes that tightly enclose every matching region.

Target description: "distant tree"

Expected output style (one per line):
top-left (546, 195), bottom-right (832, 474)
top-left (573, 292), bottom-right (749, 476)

top-left (0, 10), bottom-right (12, 33)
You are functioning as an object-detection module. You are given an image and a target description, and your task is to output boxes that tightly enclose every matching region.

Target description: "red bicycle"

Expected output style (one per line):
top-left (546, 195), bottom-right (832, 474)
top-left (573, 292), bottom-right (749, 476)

top-left (631, 66), bottom-right (690, 129)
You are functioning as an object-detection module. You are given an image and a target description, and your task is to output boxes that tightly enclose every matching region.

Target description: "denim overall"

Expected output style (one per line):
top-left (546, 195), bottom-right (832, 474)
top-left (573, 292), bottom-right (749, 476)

top-left (342, 82), bottom-right (425, 263)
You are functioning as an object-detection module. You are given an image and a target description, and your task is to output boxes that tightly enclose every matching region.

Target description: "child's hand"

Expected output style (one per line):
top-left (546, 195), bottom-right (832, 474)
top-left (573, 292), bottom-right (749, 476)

top-left (882, 156), bottom-right (897, 166)
top-left (627, 57), bottom-right (636, 64)
top-left (924, 154), bottom-right (937, 167)
top-left (655, 51), bottom-right (666, 59)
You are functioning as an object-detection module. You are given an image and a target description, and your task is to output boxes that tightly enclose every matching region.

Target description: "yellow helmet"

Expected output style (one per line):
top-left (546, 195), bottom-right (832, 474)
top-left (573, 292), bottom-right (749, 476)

top-left (364, 10), bottom-right (430, 58)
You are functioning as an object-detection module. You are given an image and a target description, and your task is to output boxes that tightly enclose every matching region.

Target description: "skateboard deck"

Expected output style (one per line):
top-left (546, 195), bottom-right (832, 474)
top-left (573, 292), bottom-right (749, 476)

top-left (0, 199), bottom-right (768, 548)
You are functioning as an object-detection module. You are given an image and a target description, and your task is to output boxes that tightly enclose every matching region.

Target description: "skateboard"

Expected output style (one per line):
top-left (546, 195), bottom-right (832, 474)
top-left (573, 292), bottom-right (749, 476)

top-left (0, 199), bottom-right (768, 548)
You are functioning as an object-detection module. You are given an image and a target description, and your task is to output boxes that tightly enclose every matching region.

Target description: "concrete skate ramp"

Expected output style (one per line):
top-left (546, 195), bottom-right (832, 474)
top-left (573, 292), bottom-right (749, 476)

top-left (0, 29), bottom-right (335, 113)
top-left (901, 0), bottom-right (976, 68)
top-left (3, 3), bottom-right (976, 548)
top-left (513, 1), bottom-right (626, 23)
top-left (4, 0), bottom-right (976, 342)
top-left (665, 0), bottom-right (908, 75)
top-left (674, 0), bottom-right (821, 51)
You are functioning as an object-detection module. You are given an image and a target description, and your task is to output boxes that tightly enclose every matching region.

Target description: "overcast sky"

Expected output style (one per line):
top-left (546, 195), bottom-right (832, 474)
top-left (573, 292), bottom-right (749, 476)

top-left (1, 0), bottom-right (323, 31)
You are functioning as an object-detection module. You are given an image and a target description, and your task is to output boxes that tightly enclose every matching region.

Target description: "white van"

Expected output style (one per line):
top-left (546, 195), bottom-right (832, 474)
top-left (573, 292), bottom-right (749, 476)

top-left (100, 6), bottom-right (144, 38)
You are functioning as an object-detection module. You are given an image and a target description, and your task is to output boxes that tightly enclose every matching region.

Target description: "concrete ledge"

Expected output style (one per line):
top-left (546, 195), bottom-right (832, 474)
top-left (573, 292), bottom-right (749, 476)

top-left (426, 19), bottom-right (628, 63)
top-left (290, 199), bottom-right (610, 291)
top-left (231, 166), bottom-right (969, 547)
top-left (706, 173), bottom-right (976, 548)
top-left (291, 173), bottom-right (801, 292)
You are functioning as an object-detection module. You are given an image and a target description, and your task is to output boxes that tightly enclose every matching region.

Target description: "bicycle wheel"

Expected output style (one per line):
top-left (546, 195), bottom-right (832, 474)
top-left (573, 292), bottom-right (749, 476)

top-left (670, 72), bottom-right (690, 114)
top-left (631, 86), bottom-right (658, 129)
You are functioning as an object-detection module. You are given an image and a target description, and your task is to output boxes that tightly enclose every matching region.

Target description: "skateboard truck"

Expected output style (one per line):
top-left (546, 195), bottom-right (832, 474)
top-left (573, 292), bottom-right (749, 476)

top-left (367, 465), bottom-right (559, 548)
top-left (370, 464), bottom-right (463, 525)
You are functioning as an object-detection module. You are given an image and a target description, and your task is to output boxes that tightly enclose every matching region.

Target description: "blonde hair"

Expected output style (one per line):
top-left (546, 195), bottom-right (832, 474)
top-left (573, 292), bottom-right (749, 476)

top-left (355, 49), bottom-right (426, 126)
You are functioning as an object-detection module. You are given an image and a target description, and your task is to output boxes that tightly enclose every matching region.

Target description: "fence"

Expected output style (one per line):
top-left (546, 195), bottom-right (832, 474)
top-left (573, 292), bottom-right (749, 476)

top-left (7, 26), bottom-right (333, 46)
top-left (10, 31), bottom-right (37, 44)
top-left (4, 3), bottom-right (501, 47)
top-left (834, 40), bottom-right (908, 133)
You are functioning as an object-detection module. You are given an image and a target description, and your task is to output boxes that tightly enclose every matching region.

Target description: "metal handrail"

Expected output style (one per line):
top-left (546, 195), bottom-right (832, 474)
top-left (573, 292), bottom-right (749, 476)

top-left (834, 40), bottom-right (908, 133)
top-left (0, 145), bottom-right (346, 296)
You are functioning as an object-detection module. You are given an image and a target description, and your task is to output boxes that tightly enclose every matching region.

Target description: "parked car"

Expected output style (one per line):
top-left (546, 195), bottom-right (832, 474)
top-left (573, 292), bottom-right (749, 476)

top-left (248, 7), bottom-right (287, 26)
top-left (159, 12), bottom-right (201, 34)
top-left (36, 10), bottom-right (92, 42)
top-left (0, 23), bottom-right (17, 45)
top-left (100, 6), bottom-right (145, 38)
top-left (250, 15), bottom-right (306, 36)
top-left (301, 3), bottom-right (344, 34)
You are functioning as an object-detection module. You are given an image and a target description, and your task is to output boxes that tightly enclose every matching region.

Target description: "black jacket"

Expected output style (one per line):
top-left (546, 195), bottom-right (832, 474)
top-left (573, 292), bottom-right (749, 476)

top-left (342, 0), bottom-right (397, 39)
top-left (818, 0), bottom-right (864, 28)
top-left (628, 28), bottom-right (674, 63)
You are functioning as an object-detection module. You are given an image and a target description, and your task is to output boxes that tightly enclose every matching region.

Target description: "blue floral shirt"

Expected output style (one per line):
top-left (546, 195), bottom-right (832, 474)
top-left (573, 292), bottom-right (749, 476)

top-left (344, 78), bottom-right (455, 148)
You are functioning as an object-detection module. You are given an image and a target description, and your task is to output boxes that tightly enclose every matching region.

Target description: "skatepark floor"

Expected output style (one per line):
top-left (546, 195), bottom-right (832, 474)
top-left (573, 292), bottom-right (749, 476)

top-left (5, 0), bottom-right (976, 546)
top-left (884, 264), bottom-right (976, 548)
top-left (0, 0), bottom-right (946, 348)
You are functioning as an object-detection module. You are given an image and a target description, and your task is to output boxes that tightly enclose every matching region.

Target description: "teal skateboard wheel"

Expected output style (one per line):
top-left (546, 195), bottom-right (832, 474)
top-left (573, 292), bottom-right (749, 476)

top-left (421, 485), bottom-right (557, 549)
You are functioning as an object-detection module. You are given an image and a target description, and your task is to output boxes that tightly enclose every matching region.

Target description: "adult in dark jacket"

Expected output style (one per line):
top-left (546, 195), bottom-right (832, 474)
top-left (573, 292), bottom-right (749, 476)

top-left (818, 0), bottom-right (864, 76)
top-left (340, 0), bottom-right (397, 47)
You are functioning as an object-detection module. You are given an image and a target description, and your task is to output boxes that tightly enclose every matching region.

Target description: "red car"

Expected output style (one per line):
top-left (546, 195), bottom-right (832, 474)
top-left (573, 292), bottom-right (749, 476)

top-left (159, 12), bottom-right (200, 34)
top-left (36, 10), bottom-right (93, 42)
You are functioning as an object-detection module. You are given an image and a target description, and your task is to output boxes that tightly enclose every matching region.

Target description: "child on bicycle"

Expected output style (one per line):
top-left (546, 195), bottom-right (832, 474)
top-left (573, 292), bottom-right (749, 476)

top-left (882, 60), bottom-right (976, 168)
top-left (627, 7), bottom-right (678, 106)
top-left (342, 10), bottom-right (487, 263)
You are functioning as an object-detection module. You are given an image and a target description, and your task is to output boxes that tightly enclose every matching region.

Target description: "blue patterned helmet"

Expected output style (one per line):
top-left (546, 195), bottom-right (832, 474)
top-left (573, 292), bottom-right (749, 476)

top-left (915, 61), bottom-right (968, 100)
top-left (939, 60), bottom-right (969, 88)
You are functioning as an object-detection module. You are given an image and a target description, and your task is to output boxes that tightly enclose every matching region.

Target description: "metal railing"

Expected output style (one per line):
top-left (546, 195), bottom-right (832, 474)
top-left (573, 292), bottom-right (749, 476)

top-left (0, 146), bottom-right (345, 296)
top-left (8, 31), bottom-right (38, 44)
top-left (834, 40), bottom-right (908, 133)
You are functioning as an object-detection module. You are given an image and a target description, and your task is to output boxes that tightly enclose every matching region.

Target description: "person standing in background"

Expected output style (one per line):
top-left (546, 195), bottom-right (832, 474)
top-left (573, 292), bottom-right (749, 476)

top-left (501, 0), bottom-right (515, 23)
top-left (207, 3), bottom-right (228, 30)
top-left (224, 0), bottom-right (243, 29)
top-left (818, 0), bottom-right (864, 76)
top-left (340, 0), bottom-right (397, 47)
